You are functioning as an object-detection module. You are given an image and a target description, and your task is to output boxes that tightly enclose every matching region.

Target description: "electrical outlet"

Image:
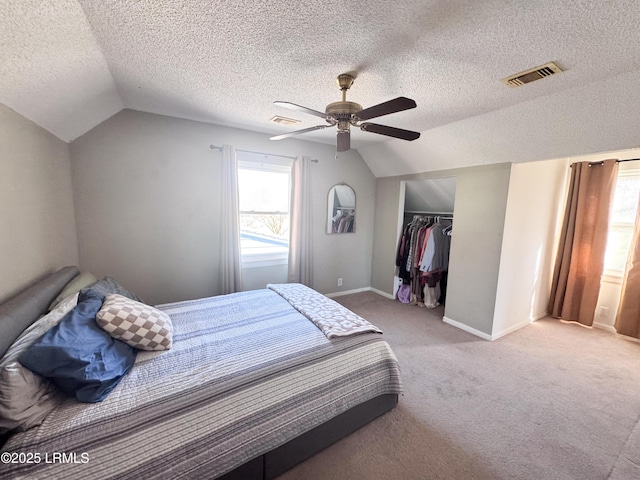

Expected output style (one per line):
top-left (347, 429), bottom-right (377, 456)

top-left (599, 306), bottom-right (609, 317)
top-left (337, 278), bottom-right (343, 287)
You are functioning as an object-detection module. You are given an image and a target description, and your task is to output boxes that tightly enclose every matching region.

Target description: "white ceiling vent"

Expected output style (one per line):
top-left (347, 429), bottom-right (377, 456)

top-left (269, 115), bottom-right (301, 126)
top-left (501, 62), bottom-right (563, 88)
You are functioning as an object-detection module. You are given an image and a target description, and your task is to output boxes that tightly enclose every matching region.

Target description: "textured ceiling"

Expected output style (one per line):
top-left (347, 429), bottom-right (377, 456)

top-left (0, 0), bottom-right (123, 141)
top-left (2, 0), bottom-right (640, 148)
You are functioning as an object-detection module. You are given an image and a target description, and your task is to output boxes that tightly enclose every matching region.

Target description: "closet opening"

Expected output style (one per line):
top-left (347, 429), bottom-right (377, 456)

top-left (395, 177), bottom-right (456, 314)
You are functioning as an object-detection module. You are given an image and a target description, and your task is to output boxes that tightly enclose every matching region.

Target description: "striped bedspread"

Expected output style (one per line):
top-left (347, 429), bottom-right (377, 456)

top-left (0, 289), bottom-right (402, 479)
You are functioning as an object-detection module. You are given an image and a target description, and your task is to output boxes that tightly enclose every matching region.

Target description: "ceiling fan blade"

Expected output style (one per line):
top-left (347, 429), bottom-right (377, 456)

top-left (270, 124), bottom-right (332, 141)
top-left (360, 122), bottom-right (421, 141)
top-left (337, 131), bottom-right (350, 152)
top-left (356, 97), bottom-right (417, 121)
top-left (273, 101), bottom-right (328, 119)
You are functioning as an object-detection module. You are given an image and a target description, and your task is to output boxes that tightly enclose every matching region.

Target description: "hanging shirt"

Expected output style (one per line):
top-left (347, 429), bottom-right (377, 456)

top-left (432, 233), bottom-right (451, 271)
top-left (419, 224), bottom-right (443, 272)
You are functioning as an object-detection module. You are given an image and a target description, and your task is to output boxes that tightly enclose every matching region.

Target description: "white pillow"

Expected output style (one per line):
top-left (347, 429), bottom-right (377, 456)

top-left (0, 293), bottom-right (78, 432)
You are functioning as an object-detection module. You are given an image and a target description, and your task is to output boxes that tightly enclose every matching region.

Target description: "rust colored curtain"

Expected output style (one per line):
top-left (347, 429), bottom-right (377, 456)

top-left (548, 159), bottom-right (619, 325)
top-left (614, 191), bottom-right (640, 338)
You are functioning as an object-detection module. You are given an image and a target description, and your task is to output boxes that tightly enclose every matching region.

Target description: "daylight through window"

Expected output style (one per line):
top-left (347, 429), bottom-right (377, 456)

top-left (604, 168), bottom-right (640, 275)
top-left (237, 159), bottom-right (291, 267)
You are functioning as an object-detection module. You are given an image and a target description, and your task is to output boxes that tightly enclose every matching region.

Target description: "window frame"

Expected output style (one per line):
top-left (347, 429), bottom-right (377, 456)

top-left (237, 158), bottom-right (292, 269)
top-left (603, 167), bottom-right (640, 278)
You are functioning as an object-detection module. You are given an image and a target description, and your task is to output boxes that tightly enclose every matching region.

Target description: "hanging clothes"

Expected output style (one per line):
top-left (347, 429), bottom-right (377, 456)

top-left (396, 216), bottom-right (427, 282)
top-left (397, 216), bottom-right (428, 304)
top-left (396, 214), bottom-right (453, 309)
top-left (419, 224), bottom-right (451, 273)
top-left (332, 210), bottom-right (355, 233)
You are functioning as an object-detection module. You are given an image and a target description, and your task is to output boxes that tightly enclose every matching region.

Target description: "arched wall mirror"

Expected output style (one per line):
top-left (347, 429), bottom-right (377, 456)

top-left (327, 184), bottom-right (356, 234)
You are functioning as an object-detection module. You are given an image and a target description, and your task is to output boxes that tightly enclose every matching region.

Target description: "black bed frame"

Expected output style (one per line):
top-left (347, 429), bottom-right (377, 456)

top-left (0, 267), bottom-right (398, 479)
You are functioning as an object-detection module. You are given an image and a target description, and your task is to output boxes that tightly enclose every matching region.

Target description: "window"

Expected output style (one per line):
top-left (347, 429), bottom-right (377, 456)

top-left (604, 168), bottom-right (640, 276)
top-left (237, 159), bottom-right (291, 268)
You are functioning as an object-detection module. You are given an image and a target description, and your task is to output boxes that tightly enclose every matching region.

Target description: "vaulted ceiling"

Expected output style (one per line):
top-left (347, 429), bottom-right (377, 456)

top-left (2, 0), bottom-right (640, 175)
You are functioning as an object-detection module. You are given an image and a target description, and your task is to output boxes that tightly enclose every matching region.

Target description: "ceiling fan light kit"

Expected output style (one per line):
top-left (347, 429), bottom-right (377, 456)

top-left (270, 74), bottom-right (421, 152)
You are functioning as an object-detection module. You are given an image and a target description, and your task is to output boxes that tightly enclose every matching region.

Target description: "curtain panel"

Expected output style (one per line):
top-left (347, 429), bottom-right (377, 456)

top-left (219, 145), bottom-right (243, 294)
top-left (614, 190), bottom-right (640, 338)
top-left (548, 159), bottom-right (618, 326)
top-left (288, 156), bottom-right (313, 286)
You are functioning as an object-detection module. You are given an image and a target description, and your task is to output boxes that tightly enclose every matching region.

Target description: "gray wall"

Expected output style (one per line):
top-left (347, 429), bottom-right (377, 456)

top-left (446, 164), bottom-right (511, 335)
top-left (70, 109), bottom-right (375, 305)
top-left (0, 104), bottom-right (79, 303)
top-left (371, 163), bottom-right (511, 336)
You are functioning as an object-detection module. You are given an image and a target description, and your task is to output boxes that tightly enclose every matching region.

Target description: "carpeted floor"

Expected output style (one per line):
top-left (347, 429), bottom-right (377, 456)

top-left (277, 291), bottom-right (640, 480)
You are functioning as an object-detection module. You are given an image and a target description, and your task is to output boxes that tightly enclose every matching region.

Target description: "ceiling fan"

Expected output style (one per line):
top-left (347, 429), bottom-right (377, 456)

top-left (269, 74), bottom-right (421, 152)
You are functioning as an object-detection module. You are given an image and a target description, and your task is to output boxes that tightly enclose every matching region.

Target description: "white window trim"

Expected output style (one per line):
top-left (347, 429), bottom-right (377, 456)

top-left (603, 270), bottom-right (624, 280)
top-left (619, 168), bottom-right (640, 178)
top-left (603, 167), bottom-right (640, 278)
top-left (602, 273), bottom-right (624, 284)
top-left (241, 251), bottom-right (288, 269)
top-left (238, 159), bottom-right (292, 175)
top-left (237, 158), bottom-right (291, 268)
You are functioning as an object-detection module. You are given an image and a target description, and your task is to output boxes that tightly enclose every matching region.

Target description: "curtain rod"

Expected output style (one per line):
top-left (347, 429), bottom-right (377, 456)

top-left (577, 158), bottom-right (640, 167)
top-left (209, 144), bottom-right (318, 163)
top-left (569, 158), bottom-right (640, 167)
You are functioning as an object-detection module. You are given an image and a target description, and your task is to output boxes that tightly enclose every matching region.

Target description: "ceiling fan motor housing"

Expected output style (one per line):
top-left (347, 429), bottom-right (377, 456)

top-left (326, 101), bottom-right (362, 132)
top-left (325, 101), bottom-right (362, 116)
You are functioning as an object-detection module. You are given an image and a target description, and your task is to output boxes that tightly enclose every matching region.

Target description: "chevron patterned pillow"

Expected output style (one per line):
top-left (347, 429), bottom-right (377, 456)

top-left (96, 294), bottom-right (173, 351)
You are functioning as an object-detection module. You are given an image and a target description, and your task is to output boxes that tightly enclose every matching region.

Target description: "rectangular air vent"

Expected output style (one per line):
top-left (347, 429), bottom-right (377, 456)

top-left (269, 115), bottom-right (301, 126)
top-left (501, 62), bottom-right (563, 88)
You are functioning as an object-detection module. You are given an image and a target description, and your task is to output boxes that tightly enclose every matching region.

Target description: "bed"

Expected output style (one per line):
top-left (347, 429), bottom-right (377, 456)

top-left (0, 267), bottom-right (402, 479)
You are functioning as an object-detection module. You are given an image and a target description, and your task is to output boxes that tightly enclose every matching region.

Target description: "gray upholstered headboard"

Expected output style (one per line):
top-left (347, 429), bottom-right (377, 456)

top-left (0, 266), bottom-right (79, 358)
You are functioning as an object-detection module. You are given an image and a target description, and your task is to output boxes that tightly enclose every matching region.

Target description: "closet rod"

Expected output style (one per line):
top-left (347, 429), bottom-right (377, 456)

top-left (209, 144), bottom-right (318, 163)
top-left (405, 210), bottom-right (454, 216)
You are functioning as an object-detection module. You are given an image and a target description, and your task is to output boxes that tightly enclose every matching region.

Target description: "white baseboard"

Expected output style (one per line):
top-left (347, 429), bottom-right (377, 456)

top-left (369, 287), bottom-right (395, 300)
top-left (325, 287), bottom-right (371, 298)
top-left (593, 322), bottom-right (617, 333)
top-left (442, 316), bottom-right (492, 341)
top-left (325, 286), bottom-right (396, 300)
top-left (444, 315), bottom-right (534, 341)
top-left (491, 319), bottom-right (531, 341)
top-left (531, 311), bottom-right (548, 322)
top-left (324, 290), bottom-right (539, 341)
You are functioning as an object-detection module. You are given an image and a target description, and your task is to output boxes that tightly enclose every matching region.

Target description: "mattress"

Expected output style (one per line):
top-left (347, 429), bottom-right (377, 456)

top-left (1, 288), bottom-right (402, 479)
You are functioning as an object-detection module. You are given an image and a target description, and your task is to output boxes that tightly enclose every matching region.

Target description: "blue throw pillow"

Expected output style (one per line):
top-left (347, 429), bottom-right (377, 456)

top-left (19, 292), bottom-right (137, 403)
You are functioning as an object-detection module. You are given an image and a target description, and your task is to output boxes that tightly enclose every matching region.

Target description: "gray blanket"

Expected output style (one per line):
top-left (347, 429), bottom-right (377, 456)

top-left (1, 288), bottom-right (402, 479)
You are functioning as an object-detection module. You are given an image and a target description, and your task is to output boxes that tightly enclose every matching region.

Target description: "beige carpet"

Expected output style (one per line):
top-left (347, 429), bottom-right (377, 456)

top-left (277, 291), bottom-right (640, 480)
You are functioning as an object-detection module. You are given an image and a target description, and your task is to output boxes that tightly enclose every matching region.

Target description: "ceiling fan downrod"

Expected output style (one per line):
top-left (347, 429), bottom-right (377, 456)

top-left (336, 74), bottom-right (355, 102)
top-left (325, 74), bottom-right (362, 123)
